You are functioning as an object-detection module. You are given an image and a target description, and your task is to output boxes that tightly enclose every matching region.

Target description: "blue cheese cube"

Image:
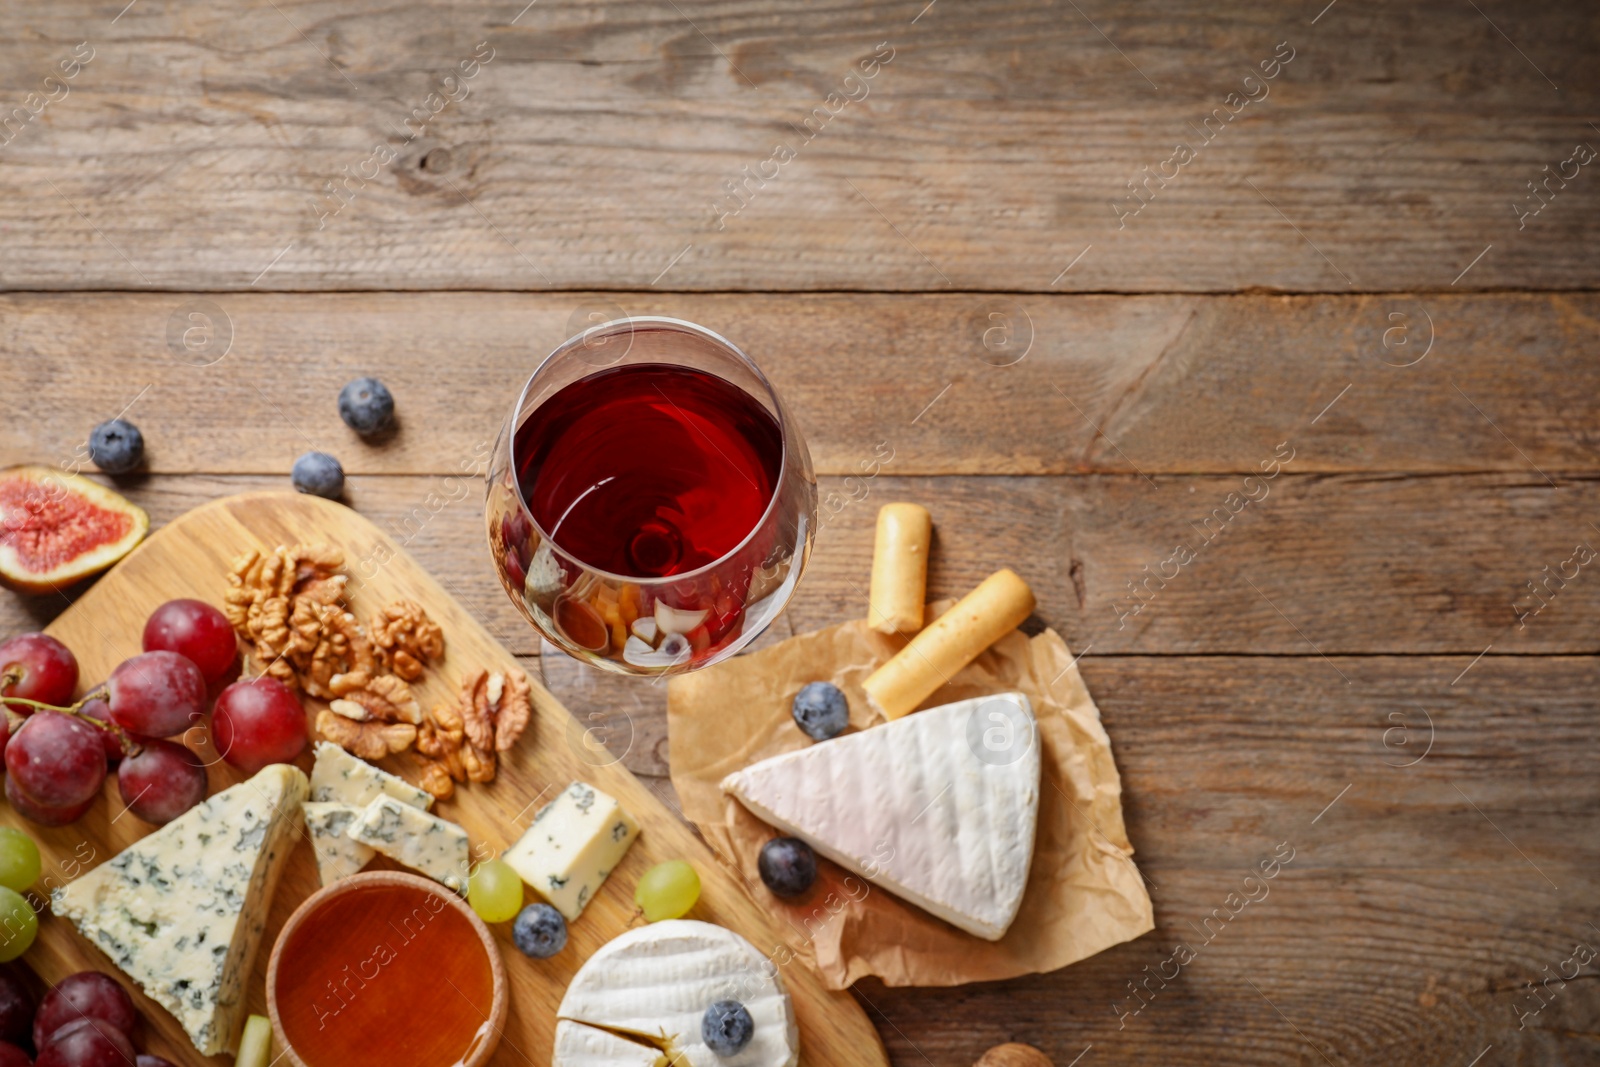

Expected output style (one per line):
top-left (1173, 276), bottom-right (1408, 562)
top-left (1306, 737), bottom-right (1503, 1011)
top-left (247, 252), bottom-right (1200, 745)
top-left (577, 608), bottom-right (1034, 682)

top-left (302, 802), bottom-right (373, 886)
top-left (309, 741), bottom-right (432, 810)
top-left (348, 795), bottom-right (470, 894)
top-left (503, 781), bottom-right (640, 921)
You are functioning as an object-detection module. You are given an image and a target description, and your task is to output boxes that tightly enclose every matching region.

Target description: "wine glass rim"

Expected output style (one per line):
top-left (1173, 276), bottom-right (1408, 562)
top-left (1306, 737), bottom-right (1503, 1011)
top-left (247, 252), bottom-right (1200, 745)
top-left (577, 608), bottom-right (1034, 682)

top-left (507, 315), bottom-right (796, 588)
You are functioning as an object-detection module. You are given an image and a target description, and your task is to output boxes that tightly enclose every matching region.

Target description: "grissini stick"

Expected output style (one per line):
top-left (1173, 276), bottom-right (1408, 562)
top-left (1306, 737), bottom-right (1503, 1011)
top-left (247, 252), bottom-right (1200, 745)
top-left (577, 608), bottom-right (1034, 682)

top-left (867, 502), bottom-right (932, 635)
top-left (862, 567), bottom-right (1036, 720)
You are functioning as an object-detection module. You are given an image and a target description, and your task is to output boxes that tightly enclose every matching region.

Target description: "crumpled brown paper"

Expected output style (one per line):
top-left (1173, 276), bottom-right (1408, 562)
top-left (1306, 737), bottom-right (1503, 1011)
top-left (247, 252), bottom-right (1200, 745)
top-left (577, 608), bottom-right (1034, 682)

top-left (667, 606), bottom-right (1154, 989)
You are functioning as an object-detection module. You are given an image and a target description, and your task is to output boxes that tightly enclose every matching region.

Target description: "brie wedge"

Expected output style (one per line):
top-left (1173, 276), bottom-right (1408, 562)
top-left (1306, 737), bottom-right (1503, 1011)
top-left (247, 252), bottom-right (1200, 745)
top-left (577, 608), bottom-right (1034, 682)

top-left (52, 764), bottom-right (309, 1055)
top-left (557, 920), bottom-right (798, 1067)
top-left (721, 691), bottom-right (1041, 940)
top-left (553, 1020), bottom-right (668, 1067)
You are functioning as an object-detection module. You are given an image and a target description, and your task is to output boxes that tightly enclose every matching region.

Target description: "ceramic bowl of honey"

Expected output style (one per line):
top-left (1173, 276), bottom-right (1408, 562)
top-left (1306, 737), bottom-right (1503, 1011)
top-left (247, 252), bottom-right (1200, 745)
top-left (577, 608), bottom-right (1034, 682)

top-left (267, 871), bottom-right (507, 1067)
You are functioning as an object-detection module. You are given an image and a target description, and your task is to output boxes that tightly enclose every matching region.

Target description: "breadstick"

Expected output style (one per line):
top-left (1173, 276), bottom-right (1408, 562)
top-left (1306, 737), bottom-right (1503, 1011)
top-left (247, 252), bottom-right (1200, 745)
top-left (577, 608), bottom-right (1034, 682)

top-left (862, 568), bottom-right (1036, 720)
top-left (867, 503), bottom-right (932, 635)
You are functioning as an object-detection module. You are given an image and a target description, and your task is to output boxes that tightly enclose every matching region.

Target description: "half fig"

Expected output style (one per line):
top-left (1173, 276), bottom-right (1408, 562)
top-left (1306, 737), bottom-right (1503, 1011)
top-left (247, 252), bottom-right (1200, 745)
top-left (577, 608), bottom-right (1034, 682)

top-left (0, 466), bottom-right (148, 594)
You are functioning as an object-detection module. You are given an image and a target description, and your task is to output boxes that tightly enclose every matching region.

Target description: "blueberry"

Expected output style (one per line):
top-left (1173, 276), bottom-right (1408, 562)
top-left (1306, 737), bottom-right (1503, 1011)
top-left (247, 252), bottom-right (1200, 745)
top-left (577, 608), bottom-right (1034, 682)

top-left (701, 1000), bottom-right (754, 1056)
top-left (758, 837), bottom-right (817, 899)
top-left (512, 902), bottom-right (567, 958)
top-left (88, 418), bottom-right (144, 474)
top-left (791, 682), bottom-right (848, 741)
top-left (291, 451), bottom-right (345, 499)
top-left (338, 376), bottom-right (396, 435)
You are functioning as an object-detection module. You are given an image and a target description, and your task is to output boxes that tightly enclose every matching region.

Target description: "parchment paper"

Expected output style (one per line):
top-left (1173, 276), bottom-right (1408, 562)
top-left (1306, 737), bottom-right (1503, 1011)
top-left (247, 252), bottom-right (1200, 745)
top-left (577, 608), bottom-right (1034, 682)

top-left (667, 606), bottom-right (1154, 989)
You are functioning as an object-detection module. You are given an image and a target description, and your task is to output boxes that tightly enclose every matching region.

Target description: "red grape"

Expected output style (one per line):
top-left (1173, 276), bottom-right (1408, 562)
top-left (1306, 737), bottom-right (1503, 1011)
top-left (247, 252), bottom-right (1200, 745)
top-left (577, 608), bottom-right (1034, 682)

top-left (35, 973), bottom-right (135, 1051)
top-left (36, 1017), bottom-right (134, 1067)
top-left (4, 714), bottom-right (105, 809)
top-left (3, 777), bottom-right (91, 828)
top-left (141, 600), bottom-right (237, 685)
top-left (0, 1040), bottom-right (28, 1067)
top-left (106, 653), bottom-right (205, 738)
top-left (0, 966), bottom-right (33, 1046)
top-left (0, 635), bottom-right (77, 716)
top-left (212, 677), bottom-right (307, 774)
top-left (75, 695), bottom-right (124, 767)
top-left (116, 740), bottom-right (206, 825)
top-left (136, 1058), bottom-right (177, 1067)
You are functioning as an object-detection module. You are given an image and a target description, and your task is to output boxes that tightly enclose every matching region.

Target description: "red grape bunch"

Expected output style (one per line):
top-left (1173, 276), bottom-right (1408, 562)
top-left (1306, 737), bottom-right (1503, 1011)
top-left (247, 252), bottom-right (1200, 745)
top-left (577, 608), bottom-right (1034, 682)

top-left (0, 597), bottom-right (308, 829)
top-left (0, 965), bottom-right (179, 1067)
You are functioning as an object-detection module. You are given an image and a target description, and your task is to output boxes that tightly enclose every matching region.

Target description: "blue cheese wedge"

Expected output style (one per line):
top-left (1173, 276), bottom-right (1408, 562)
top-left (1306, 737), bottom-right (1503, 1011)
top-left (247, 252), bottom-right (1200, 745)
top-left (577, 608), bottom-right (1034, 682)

top-left (553, 1020), bottom-right (668, 1067)
top-left (308, 740), bottom-right (433, 810)
top-left (51, 764), bottom-right (309, 1056)
top-left (502, 781), bottom-right (640, 921)
top-left (348, 794), bottom-right (470, 894)
top-left (302, 802), bottom-right (373, 886)
top-left (721, 692), bottom-right (1041, 941)
top-left (557, 920), bottom-right (798, 1067)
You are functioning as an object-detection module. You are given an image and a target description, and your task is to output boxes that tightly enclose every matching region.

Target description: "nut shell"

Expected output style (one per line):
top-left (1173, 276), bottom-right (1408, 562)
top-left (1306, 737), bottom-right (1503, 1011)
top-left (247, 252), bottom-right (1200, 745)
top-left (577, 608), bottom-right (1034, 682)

top-left (974, 1045), bottom-right (1054, 1067)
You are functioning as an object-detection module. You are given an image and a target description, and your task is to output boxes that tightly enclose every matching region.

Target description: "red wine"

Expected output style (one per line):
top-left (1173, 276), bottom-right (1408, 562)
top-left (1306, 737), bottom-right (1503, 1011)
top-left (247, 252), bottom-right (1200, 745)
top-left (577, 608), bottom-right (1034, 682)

top-left (514, 363), bottom-right (783, 578)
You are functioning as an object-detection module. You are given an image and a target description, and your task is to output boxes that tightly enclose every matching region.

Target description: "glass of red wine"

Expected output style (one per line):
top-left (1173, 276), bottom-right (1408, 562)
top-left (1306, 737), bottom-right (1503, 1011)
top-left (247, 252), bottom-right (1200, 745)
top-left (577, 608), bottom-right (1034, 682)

top-left (486, 317), bottom-right (817, 676)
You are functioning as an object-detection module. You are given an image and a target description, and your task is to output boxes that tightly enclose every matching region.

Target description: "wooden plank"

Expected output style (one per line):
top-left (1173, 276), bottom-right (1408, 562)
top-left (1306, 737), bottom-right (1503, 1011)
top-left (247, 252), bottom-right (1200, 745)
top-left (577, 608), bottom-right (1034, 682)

top-left (861, 869), bottom-right (1596, 1066)
top-left (0, 2), bottom-right (1595, 291)
top-left (4, 473), bottom-right (1596, 655)
top-left (3, 292), bottom-right (1598, 477)
top-left (34, 491), bottom-right (886, 1066)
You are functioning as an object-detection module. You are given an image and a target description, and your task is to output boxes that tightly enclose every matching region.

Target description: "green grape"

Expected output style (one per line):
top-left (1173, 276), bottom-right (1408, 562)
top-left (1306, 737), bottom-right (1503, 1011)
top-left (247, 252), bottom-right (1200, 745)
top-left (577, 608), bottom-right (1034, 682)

top-left (635, 860), bottom-right (700, 922)
top-left (0, 829), bottom-right (40, 893)
top-left (0, 888), bottom-right (36, 962)
top-left (469, 859), bottom-right (525, 924)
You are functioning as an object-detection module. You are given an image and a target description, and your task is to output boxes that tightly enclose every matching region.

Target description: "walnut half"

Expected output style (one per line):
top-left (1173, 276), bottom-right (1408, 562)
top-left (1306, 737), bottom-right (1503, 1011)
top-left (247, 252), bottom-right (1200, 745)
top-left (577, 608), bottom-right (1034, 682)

top-left (316, 709), bottom-right (416, 762)
top-left (414, 667), bottom-right (532, 797)
top-left (457, 669), bottom-right (534, 754)
top-left (334, 673), bottom-right (422, 725)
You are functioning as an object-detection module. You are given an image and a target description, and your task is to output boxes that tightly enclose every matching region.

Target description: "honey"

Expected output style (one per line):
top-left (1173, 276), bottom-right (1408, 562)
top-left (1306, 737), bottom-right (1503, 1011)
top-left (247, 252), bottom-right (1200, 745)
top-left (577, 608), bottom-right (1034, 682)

top-left (274, 880), bottom-right (496, 1067)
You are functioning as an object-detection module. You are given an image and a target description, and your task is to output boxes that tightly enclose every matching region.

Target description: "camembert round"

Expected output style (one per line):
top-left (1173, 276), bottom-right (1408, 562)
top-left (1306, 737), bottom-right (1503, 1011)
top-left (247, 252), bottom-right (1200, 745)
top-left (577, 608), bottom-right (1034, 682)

top-left (555, 920), bottom-right (799, 1067)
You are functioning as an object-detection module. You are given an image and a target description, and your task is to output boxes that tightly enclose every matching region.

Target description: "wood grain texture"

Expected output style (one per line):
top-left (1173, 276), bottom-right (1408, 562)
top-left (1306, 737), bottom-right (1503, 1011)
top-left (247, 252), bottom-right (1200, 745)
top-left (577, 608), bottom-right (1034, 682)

top-left (0, 2), bottom-right (1596, 291)
top-left (4, 292), bottom-right (1599, 477)
top-left (0, 0), bottom-right (1592, 1060)
top-left (4, 472), bottom-right (1596, 655)
top-left (31, 492), bottom-right (887, 1067)
top-left (861, 869), bottom-right (1598, 1066)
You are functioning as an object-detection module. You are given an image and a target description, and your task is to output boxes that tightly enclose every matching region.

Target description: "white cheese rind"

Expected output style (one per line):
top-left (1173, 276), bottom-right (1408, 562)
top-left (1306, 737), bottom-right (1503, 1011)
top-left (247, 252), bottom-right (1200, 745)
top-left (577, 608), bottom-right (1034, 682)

top-left (721, 691), bottom-right (1041, 940)
top-left (302, 802), bottom-right (374, 886)
top-left (51, 764), bottom-right (309, 1056)
top-left (502, 781), bottom-right (640, 921)
top-left (553, 1020), bottom-right (668, 1067)
top-left (308, 740), bottom-right (432, 810)
top-left (348, 794), bottom-right (470, 893)
top-left (558, 920), bottom-right (798, 1067)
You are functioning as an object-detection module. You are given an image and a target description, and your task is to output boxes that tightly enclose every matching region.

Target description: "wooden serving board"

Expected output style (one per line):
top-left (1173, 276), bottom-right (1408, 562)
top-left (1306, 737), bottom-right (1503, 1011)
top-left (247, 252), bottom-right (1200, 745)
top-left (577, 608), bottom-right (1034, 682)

top-left (25, 491), bottom-right (888, 1067)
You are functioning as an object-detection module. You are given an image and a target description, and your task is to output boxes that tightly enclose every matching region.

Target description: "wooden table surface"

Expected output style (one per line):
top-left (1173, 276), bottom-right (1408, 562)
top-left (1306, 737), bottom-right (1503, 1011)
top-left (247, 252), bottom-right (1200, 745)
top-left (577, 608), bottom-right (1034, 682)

top-left (2, 2), bottom-right (1597, 1065)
